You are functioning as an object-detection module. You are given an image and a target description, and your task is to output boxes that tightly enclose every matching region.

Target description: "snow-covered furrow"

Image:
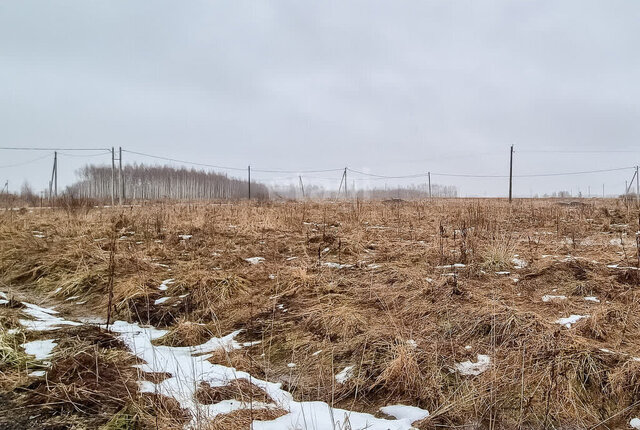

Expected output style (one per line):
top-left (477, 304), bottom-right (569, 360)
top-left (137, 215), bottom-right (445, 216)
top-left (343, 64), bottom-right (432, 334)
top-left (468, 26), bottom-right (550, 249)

top-left (110, 321), bottom-right (429, 429)
top-left (4, 290), bottom-right (429, 429)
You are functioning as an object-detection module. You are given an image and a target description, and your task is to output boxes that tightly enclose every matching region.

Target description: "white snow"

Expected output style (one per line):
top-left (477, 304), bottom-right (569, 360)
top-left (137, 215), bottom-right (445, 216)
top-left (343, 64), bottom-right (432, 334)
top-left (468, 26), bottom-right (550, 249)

top-left (159, 279), bottom-right (175, 291)
top-left (23, 303), bottom-right (58, 315)
top-left (0, 299), bottom-right (8, 305)
top-left (311, 350), bottom-right (323, 356)
top-left (584, 296), bottom-right (600, 303)
top-left (0, 291), bottom-right (7, 300)
top-left (512, 257), bottom-right (527, 269)
top-left (555, 314), bottom-right (589, 328)
top-left (542, 295), bottom-right (567, 302)
top-left (454, 354), bottom-right (491, 376)
top-left (22, 339), bottom-right (57, 361)
top-left (154, 297), bottom-right (170, 305)
top-left (287, 363), bottom-right (296, 369)
top-left (179, 234), bottom-right (192, 240)
top-left (285, 256), bottom-right (298, 261)
top-left (380, 404), bottom-right (429, 423)
top-left (323, 262), bottom-right (353, 269)
top-left (19, 301), bottom-right (81, 331)
top-left (631, 418), bottom-right (640, 429)
top-left (28, 370), bottom-right (47, 377)
top-left (495, 271), bottom-right (511, 275)
top-left (335, 366), bottom-right (354, 384)
top-left (436, 263), bottom-right (466, 269)
top-left (245, 257), bottom-right (265, 265)
top-left (109, 321), bottom-right (417, 429)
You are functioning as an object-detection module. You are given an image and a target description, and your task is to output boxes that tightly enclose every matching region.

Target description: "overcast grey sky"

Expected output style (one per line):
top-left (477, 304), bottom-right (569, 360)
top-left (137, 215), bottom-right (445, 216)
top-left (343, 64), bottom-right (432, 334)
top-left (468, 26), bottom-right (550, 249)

top-left (1, 1), bottom-right (640, 197)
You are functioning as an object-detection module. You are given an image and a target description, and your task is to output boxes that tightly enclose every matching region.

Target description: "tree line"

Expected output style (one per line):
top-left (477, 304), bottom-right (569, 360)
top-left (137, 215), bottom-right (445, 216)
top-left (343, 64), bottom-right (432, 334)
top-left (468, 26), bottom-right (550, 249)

top-left (67, 164), bottom-right (269, 201)
top-left (269, 182), bottom-right (457, 200)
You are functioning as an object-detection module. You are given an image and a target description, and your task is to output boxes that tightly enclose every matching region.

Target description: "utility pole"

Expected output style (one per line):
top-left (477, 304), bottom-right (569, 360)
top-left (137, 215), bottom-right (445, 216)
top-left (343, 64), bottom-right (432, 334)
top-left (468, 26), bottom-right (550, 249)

top-left (428, 171), bottom-right (432, 199)
top-left (111, 147), bottom-right (115, 206)
top-left (508, 145), bottom-right (514, 203)
top-left (48, 152), bottom-right (57, 204)
top-left (118, 147), bottom-right (123, 205)
top-left (636, 165), bottom-right (639, 207)
top-left (344, 167), bottom-right (348, 199)
top-left (299, 175), bottom-right (305, 198)
top-left (248, 165), bottom-right (251, 200)
top-left (53, 151), bottom-right (57, 199)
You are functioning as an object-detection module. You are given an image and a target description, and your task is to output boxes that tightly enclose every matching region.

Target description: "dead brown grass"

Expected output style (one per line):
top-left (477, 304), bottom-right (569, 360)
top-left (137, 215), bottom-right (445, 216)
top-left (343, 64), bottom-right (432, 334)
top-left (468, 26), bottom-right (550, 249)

top-left (1, 199), bottom-right (640, 428)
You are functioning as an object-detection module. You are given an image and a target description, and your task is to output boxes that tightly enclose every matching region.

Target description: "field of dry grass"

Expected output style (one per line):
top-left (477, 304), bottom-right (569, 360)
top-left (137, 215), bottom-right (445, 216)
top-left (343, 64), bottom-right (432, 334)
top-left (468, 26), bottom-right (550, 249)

top-left (1, 198), bottom-right (640, 429)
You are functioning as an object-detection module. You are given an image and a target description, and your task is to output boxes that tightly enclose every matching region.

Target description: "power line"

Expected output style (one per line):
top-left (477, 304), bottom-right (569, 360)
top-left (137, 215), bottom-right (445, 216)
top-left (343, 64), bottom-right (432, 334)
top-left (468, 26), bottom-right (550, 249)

top-left (57, 151), bottom-right (112, 157)
top-left (0, 153), bottom-right (53, 169)
top-left (123, 149), bottom-right (251, 172)
top-left (123, 149), bottom-right (343, 174)
top-left (518, 149), bottom-right (640, 154)
top-left (348, 166), bottom-right (635, 180)
top-left (0, 147), bottom-right (109, 151)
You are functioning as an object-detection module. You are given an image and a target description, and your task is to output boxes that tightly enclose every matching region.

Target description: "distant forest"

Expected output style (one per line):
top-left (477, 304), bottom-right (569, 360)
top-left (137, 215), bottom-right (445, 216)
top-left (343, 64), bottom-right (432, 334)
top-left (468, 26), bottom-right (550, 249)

top-left (68, 164), bottom-right (269, 201)
top-left (270, 183), bottom-right (458, 200)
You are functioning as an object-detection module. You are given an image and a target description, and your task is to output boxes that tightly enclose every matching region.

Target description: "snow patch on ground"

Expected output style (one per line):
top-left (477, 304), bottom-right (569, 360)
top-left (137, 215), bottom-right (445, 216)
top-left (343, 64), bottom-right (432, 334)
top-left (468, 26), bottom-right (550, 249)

top-left (512, 257), bottom-right (527, 269)
top-left (555, 314), bottom-right (589, 328)
top-left (542, 295), bottom-right (567, 302)
top-left (22, 339), bottom-right (57, 361)
top-left (20, 302), bottom-right (81, 331)
top-left (335, 366), bottom-right (354, 384)
top-left (109, 321), bottom-right (418, 429)
top-left (154, 297), bottom-right (170, 305)
top-left (159, 278), bottom-right (175, 291)
top-left (323, 262), bottom-right (353, 269)
top-left (245, 257), bottom-right (265, 265)
top-left (436, 263), bottom-right (466, 269)
top-left (631, 418), bottom-right (640, 429)
top-left (584, 296), bottom-right (600, 303)
top-left (454, 354), bottom-right (491, 376)
top-left (380, 404), bottom-right (429, 423)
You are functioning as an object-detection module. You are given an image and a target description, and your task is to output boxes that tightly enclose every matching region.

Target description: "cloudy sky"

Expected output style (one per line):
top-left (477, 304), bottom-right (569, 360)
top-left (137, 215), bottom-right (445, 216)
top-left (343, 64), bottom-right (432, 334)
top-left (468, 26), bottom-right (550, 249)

top-left (1, 1), bottom-right (640, 197)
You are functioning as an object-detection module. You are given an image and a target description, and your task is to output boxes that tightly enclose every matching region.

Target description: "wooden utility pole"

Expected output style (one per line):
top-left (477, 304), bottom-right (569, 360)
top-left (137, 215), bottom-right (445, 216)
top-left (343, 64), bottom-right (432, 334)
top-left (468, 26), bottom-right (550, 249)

top-left (111, 147), bottom-right (115, 206)
top-left (636, 165), bottom-right (639, 207)
top-left (48, 152), bottom-right (57, 204)
top-left (344, 168), bottom-right (348, 199)
top-left (248, 165), bottom-right (251, 200)
top-left (508, 145), bottom-right (514, 203)
top-left (53, 151), bottom-right (57, 199)
top-left (428, 171), bottom-right (432, 199)
top-left (299, 175), bottom-right (305, 198)
top-left (118, 147), bottom-right (123, 205)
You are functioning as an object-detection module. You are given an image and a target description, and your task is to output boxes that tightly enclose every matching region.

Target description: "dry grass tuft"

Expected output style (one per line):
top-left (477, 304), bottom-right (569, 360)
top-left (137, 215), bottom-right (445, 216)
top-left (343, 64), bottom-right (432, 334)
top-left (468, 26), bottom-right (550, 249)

top-left (153, 318), bottom-right (215, 347)
top-left (203, 408), bottom-right (288, 430)
top-left (194, 379), bottom-right (274, 404)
